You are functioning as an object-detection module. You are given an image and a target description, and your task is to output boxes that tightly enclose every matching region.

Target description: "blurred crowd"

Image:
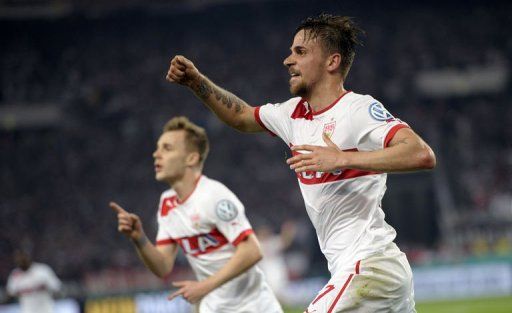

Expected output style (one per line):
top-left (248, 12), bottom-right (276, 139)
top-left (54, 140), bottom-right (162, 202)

top-left (1, 0), bottom-right (511, 294)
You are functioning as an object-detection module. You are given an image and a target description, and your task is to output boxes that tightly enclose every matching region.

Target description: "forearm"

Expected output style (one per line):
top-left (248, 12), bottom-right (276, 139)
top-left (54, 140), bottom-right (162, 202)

top-left (203, 239), bottom-right (262, 290)
top-left (189, 75), bottom-right (256, 132)
top-left (132, 235), bottom-right (175, 278)
top-left (342, 140), bottom-right (436, 173)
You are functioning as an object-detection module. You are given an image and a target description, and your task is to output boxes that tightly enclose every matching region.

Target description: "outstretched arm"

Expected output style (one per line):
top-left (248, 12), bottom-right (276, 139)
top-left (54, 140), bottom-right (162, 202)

top-left (110, 202), bottom-right (178, 278)
top-left (168, 234), bottom-right (262, 304)
top-left (166, 55), bottom-right (263, 133)
top-left (287, 128), bottom-right (436, 173)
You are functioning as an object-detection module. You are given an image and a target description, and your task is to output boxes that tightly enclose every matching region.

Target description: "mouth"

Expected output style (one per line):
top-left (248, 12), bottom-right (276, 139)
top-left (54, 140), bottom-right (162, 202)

top-left (154, 164), bottom-right (162, 172)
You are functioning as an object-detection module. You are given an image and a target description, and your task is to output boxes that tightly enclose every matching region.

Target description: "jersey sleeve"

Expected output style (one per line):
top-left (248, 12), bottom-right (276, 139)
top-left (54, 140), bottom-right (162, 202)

top-left (349, 97), bottom-right (410, 151)
top-left (41, 264), bottom-right (62, 292)
top-left (206, 186), bottom-right (254, 246)
top-left (254, 98), bottom-right (298, 143)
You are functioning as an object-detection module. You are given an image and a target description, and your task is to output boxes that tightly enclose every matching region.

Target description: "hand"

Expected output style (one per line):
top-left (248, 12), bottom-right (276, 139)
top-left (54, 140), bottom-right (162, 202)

top-left (109, 202), bottom-right (145, 242)
top-left (168, 280), bottom-right (213, 304)
top-left (287, 133), bottom-right (348, 173)
top-left (165, 55), bottom-right (201, 87)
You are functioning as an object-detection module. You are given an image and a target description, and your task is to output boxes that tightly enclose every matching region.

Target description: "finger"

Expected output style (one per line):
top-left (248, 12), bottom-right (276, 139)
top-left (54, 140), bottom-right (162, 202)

top-left (170, 67), bottom-right (186, 77)
top-left (322, 132), bottom-right (337, 148)
top-left (109, 202), bottom-right (127, 214)
top-left (176, 55), bottom-right (193, 68)
top-left (290, 159), bottom-right (315, 170)
top-left (291, 145), bottom-right (315, 152)
top-left (286, 154), bottom-right (312, 165)
top-left (294, 165), bottom-right (316, 173)
top-left (168, 289), bottom-right (184, 301)
top-left (166, 72), bottom-right (181, 82)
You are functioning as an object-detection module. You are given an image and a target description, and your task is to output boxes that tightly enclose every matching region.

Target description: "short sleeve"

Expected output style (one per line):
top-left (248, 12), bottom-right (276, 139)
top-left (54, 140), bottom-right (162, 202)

top-left (206, 188), bottom-right (253, 246)
top-left (350, 97), bottom-right (409, 151)
top-left (255, 98), bottom-right (298, 143)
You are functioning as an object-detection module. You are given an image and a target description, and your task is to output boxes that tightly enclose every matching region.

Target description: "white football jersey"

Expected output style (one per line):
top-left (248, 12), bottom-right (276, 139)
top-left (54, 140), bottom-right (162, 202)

top-left (156, 175), bottom-right (282, 313)
top-left (7, 262), bottom-right (62, 313)
top-left (255, 91), bottom-right (409, 275)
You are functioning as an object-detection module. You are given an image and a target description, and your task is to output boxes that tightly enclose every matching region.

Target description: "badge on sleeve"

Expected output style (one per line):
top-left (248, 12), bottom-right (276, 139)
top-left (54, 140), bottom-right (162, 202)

top-left (215, 199), bottom-right (238, 221)
top-left (369, 102), bottom-right (394, 121)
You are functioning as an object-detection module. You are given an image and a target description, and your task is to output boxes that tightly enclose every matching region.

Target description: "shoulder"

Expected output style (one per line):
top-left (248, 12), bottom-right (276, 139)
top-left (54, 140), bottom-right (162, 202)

top-left (346, 92), bottom-right (377, 109)
top-left (198, 176), bottom-right (238, 201)
top-left (263, 97), bottom-right (302, 112)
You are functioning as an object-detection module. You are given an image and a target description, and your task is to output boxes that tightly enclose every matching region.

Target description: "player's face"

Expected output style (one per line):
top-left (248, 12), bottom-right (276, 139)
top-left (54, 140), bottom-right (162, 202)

top-left (283, 29), bottom-right (327, 97)
top-left (153, 130), bottom-right (190, 184)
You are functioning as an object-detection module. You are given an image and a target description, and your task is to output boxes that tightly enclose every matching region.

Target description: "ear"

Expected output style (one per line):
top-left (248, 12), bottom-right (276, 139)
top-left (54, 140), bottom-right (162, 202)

top-left (185, 152), bottom-right (201, 167)
top-left (326, 53), bottom-right (342, 73)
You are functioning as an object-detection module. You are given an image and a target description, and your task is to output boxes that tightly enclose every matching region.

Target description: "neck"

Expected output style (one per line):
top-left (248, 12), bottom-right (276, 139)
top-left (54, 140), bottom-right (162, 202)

top-left (305, 78), bottom-right (346, 112)
top-left (170, 170), bottom-right (201, 202)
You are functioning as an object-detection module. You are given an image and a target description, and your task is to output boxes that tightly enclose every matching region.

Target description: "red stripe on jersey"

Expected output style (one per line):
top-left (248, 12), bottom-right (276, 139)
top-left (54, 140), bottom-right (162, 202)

top-left (291, 148), bottom-right (379, 185)
top-left (384, 124), bottom-right (410, 147)
top-left (18, 284), bottom-right (48, 295)
top-left (232, 229), bottom-right (254, 246)
top-left (174, 228), bottom-right (229, 257)
top-left (327, 274), bottom-right (354, 313)
top-left (355, 260), bottom-right (361, 274)
top-left (156, 238), bottom-right (176, 246)
top-left (311, 91), bottom-right (351, 116)
top-left (254, 106), bottom-right (276, 136)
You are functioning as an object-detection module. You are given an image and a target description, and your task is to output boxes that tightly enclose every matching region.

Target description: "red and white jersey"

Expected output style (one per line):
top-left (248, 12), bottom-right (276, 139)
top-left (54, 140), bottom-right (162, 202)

top-left (255, 91), bottom-right (409, 275)
top-left (156, 175), bottom-right (282, 313)
top-left (7, 263), bottom-right (62, 313)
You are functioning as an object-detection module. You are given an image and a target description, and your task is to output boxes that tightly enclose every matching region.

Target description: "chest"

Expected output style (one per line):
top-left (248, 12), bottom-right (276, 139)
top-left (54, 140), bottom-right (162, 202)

top-left (160, 196), bottom-right (213, 237)
top-left (290, 112), bottom-right (352, 148)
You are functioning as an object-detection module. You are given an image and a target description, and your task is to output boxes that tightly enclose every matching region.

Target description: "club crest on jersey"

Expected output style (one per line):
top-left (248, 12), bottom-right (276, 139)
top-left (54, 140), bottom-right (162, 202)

top-left (369, 102), bottom-right (394, 121)
top-left (215, 199), bottom-right (238, 221)
top-left (161, 196), bottom-right (179, 217)
top-left (323, 121), bottom-right (336, 138)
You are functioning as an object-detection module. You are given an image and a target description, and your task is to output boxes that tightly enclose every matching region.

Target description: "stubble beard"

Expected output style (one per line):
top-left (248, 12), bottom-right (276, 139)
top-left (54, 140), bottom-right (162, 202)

top-left (289, 80), bottom-right (309, 97)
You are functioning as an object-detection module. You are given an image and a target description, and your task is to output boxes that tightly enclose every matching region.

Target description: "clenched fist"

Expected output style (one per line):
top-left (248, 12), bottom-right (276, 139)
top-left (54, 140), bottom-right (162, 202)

top-left (166, 55), bottom-right (201, 87)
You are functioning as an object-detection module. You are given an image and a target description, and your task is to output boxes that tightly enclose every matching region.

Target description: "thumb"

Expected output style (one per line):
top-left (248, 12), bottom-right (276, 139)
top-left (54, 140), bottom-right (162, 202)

top-left (322, 132), bottom-right (338, 148)
top-left (176, 55), bottom-right (193, 68)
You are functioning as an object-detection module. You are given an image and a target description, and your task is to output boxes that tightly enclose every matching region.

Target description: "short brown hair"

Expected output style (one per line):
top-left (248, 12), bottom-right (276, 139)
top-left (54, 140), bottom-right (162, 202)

top-left (163, 116), bottom-right (209, 165)
top-left (296, 14), bottom-right (364, 79)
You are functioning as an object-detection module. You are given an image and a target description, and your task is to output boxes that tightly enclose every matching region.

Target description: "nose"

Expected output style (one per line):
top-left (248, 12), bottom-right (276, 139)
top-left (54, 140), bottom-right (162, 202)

top-left (153, 150), bottom-right (159, 159)
top-left (283, 53), bottom-right (294, 68)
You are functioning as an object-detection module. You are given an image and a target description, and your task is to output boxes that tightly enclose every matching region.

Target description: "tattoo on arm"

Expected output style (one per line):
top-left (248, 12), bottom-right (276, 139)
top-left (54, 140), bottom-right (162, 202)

top-left (192, 76), bottom-right (247, 114)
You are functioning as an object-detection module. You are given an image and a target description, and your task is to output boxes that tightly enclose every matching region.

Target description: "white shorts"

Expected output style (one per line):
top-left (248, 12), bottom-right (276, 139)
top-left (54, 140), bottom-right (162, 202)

top-left (304, 243), bottom-right (416, 313)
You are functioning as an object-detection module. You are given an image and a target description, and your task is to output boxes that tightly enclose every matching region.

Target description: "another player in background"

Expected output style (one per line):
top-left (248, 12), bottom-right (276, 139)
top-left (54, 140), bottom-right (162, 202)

top-left (6, 249), bottom-right (62, 313)
top-left (110, 116), bottom-right (282, 313)
top-left (256, 220), bottom-right (297, 304)
top-left (165, 14), bottom-right (436, 312)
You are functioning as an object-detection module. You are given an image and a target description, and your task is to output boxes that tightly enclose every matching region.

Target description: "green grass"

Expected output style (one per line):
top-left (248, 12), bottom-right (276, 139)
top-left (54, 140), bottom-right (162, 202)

top-left (416, 296), bottom-right (512, 313)
top-left (283, 295), bottom-right (512, 313)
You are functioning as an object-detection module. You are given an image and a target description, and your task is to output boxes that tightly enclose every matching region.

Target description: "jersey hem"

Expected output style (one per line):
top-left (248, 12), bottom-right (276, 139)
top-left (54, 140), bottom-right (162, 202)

top-left (254, 106), bottom-right (277, 136)
top-left (232, 229), bottom-right (254, 246)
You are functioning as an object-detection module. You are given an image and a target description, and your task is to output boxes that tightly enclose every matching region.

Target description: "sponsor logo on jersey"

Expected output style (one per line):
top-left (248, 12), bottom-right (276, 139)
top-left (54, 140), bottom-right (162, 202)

top-left (215, 200), bottom-right (238, 221)
top-left (369, 102), bottom-right (394, 121)
top-left (291, 148), bottom-right (380, 184)
top-left (160, 195), bottom-right (179, 217)
top-left (176, 228), bottom-right (228, 256)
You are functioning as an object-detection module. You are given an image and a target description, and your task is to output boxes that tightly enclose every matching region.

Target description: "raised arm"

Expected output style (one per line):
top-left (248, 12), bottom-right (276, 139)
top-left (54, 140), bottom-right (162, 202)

top-left (165, 55), bottom-right (263, 133)
top-left (110, 202), bottom-right (178, 278)
top-left (168, 234), bottom-right (263, 304)
top-left (287, 128), bottom-right (436, 173)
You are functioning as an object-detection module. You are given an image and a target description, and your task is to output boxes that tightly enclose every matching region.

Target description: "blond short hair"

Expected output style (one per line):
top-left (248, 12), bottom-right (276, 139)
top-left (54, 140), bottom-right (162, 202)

top-left (163, 116), bottom-right (209, 165)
